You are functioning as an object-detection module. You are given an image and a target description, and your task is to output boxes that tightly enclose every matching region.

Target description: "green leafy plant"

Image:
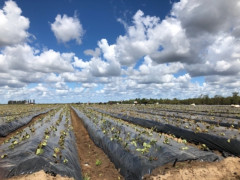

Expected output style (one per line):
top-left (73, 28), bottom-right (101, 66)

top-left (63, 158), bottom-right (68, 164)
top-left (83, 173), bottom-right (91, 180)
top-left (95, 159), bottom-right (102, 166)
top-left (1, 154), bottom-right (7, 159)
top-left (36, 148), bottom-right (44, 155)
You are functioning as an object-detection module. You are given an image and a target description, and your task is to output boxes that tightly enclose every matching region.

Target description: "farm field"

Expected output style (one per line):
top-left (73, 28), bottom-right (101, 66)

top-left (0, 104), bottom-right (240, 180)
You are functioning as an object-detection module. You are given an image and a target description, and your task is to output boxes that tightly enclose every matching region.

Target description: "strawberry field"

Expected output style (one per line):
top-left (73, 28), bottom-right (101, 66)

top-left (0, 104), bottom-right (240, 179)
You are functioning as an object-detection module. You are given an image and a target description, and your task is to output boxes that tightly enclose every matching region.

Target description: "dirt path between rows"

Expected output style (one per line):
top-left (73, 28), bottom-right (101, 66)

top-left (0, 112), bottom-right (48, 145)
top-left (70, 108), bottom-right (123, 180)
top-left (143, 157), bottom-right (240, 180)
top-left (8, 170), bottom-right (74, 180)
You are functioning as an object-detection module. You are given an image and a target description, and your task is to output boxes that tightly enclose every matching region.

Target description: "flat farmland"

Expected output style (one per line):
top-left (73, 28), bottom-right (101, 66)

top-left (0, 104), bottom-right (240, 180)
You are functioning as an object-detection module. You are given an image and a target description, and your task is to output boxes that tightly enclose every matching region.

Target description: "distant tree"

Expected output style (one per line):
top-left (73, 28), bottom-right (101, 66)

top-left (232, 92), bottom-right (239, 104)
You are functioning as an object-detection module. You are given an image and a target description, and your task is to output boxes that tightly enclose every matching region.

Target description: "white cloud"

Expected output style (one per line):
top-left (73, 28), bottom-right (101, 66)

top-left (51, 14), bottom-right (84, 44)
top-left (1, 44), bottom-right (74, 73)
top-left (84, 48), bottom-right (101, 57)
top-left (115, 10), bottom-right (161, 66)
top-left (35, 50), bottom-right (74, 73)
top-left (0, 43), bottom-right (75, 89)
top-left (1, 0), bottom-right (240, 103)
top-left (89, 57), bottom-right (121, 77)
top-left (172, 0), bottom-right (240, 37)
top-left (45, 73), bottom-right (63, 83)
top-left (73, 57), bottom-right (90, 69)
top-left (98, 39), bottom-right (116, 62)
top-left (125, 56), bottom-right (184, 84)
top-left (0, 0), bottom-right (29, 47)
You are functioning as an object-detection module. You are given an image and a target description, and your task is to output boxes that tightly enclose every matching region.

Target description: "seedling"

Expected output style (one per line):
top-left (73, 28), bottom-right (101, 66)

top-left (63, 158), bottom-right (68, 164)
top-left (83, 173), bottom-right (91, 180)
top-left (150, 139), bottom-right (157, 146)
top-left (36, 148), bottom-right (44, 155)
top-left (180, 146), bottom-right (189, 150)
top-left (131, 140), bottom-right (137, 147)
top-left (95, 159), bottom-right (102, 166)
top-left (200, 144), bottom-right (209, 151)
top-left (136, 142), bottom-right (151, 154)
top-left (163, 137), bottom-right (170, 144)
top-left (1, 154), bottom-right (7, 159)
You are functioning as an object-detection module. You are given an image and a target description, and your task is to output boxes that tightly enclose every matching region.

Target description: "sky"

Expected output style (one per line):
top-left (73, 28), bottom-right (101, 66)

top-left (0, 0), bottom-right (240, 103)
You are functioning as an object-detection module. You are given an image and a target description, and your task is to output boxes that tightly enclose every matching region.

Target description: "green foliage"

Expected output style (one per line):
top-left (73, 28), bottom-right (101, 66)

top-left (83, 174), bottom-right (91, 180)
top-left (36, 148), bottom-right (44, 155)
top-left (1, 154), bottom-right (7, 159)
top-left (95, 159), bottom-right (102, 166)
top-left (106, 92), bottom-right (240, 105)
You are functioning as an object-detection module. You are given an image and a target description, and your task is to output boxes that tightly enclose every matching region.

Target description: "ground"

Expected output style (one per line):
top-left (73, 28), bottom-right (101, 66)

top-left (143, 157), bottom-right (240, 180)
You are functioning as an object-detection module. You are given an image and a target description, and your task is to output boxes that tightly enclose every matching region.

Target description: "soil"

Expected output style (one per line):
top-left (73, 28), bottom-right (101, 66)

top-left (4, 108), bottom-right (240, 180)
top-left (0, 113), bottom-right (48, 145)
top-left (7, 170), bottom-right (74, 180)
top-left (143, 157), bottom-right (240, 180)
top-left (70, 108), bottom-right (123, 180)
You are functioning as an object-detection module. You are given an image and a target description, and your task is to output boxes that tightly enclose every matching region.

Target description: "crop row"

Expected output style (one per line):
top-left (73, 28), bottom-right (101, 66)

top-left (72, 105), bottom-right (221, 179)
top-left (89, 105), bottom-right (240, 156)
top-left (0, 106), bottom-right (55, 137)
top-left (133, 104), bottom-right (240, 117)
top-left (0, 106), bottom-right (82, 180)
top-left (0, 104), bottom-right (56, 120)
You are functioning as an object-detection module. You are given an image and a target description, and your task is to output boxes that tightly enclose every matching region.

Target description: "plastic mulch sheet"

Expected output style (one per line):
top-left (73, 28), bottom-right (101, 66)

top-left (0, 108), bottom-right (82, 180)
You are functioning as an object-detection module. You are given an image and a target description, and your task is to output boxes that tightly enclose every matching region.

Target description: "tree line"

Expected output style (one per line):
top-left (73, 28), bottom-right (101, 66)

top-left (108, 92), bottom-right (240, 105)
top-left (8, 99), bottom-right (35, 104)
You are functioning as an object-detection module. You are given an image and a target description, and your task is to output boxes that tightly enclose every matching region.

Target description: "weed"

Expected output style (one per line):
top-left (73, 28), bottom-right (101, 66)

top-left (83, 173), bottom-right (90, 180)
top-left (95, 159), bottom-right (102, 166)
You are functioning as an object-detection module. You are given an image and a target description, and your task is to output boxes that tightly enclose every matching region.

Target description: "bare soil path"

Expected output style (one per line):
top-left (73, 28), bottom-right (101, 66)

top-left (8, 170), bottom-right (74, 180)
top-left (70, 108), bottom-right (123, 180)
top-left (143, 157), bottom-right (240, 180)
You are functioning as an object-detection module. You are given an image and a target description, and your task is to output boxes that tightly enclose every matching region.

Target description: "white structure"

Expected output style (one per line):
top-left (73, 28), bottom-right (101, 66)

top-left (231, 104), bottom-right (240, 108)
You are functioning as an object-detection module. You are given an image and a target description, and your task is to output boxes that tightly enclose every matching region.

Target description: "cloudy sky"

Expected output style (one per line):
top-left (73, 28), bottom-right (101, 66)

top-left (0, 0), bottom-right (240, 103)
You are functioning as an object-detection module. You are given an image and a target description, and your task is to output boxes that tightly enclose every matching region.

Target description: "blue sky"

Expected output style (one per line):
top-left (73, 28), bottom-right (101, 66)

top-left (0, 0), bottom-right (240, 103)
top-left (15, 0), bottom-right (175, 57)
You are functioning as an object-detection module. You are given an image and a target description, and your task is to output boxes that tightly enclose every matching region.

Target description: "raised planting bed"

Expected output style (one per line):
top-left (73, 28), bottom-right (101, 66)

top-left (0, 106), bottom-right (82, 180)
top-left (72, 106), bottom-right (221, 180)
top-left (94, 104), bottom-right (240, 128)
top-left (0, 105), bottom-right (57, 137)
top-left (135, 110), bottom-right (240, 128)
top-left (92, 107), bottom-right (240, 156)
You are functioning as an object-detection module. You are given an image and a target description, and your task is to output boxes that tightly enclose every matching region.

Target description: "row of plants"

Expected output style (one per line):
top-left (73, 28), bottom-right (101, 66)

top-left (95, 105), bottom-right (240, 128)
top-left (90, 105), bottom-right (240, 156)
top-left (0, 105), bottom-right (58, 137)
top-left (136, 104), bottom-right (240, 117)
top-left (0, 106), bottom-right (82, 180)
top-left (72, 105), bottom-right (220, 179)
top-left (0, 104), bottom-right (57, 121)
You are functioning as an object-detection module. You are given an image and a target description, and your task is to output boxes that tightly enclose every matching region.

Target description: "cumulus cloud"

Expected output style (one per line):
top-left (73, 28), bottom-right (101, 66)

top-left (169, 0), bottom-right (240, 80)
top-left (115, 10), bottom-right (161, 66)
top-left (84, 48), bottom-right (101, 57)
top-left (125, 56), bottom-right (184, 84)
top-left (0, 0), bottom-right (29, 47)
top-left (0, 43), bottom-right (75, 89)
top-left (1, 44), bottom-right (74, 73)
top-left (51, 14), bottom-right (84, 44)
top-left (172, 0), bottom-right (240, 37)
top-left (89, 57), bottom-right (121, 77)
top-left (1, 0), bottom-right (240, 103)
